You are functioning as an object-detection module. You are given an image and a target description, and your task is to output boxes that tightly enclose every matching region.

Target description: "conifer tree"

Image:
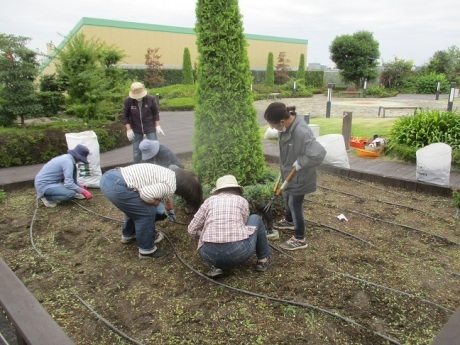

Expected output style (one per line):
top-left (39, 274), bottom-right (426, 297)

top-left (296, 53), bottom-right (306, 80)
top-left (182, 47), bottom-right (194, 85)
top-left (193, 0), bottom-right (265, 185)
top-left (264, 52), bottom-right (274, 86)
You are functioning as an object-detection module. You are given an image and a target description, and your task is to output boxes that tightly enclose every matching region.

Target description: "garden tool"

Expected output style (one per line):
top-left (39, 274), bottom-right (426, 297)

top-left (262, 166), bottom-right (297, 213)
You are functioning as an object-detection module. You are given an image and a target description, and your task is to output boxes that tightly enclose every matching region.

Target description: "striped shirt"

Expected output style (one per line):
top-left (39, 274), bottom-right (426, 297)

top-left (120, 163), bottom-right (176, 203)
top-left (188, 193), bottom-right (256, 249)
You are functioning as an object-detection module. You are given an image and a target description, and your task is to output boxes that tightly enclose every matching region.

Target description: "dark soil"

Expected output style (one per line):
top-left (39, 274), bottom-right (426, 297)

top-left (1, 171), bottom-right (459, 345)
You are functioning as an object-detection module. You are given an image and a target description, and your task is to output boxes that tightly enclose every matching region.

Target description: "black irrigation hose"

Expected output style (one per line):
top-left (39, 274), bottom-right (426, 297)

top-left (30, 200), bottom-right (146, 345)
top-left (307, 219), bottom-right (375, 247)
top-left (162, 233), bottom-right (402, 345)
top-left (326, 269), bottom-right (455, 314)
top-left (346, 209), bottom-right (460, 246)
top-left (319, 185), bottom-right (426, 213)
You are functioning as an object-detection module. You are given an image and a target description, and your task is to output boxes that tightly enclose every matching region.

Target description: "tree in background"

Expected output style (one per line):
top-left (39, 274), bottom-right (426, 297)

top-left (264, 52), bottom-right (274, 86)
top-left (330, 30), bottom-right (380, 88)
top-left (144, 47), bottom-right (164, 87)
top-left (425, 45), bottom-right (460, 83)
top-left (275, 51), bottom-right (291, 84)
top-left (193, 0), bottom-right (265, 185)
top-left (0, 33), bottom-right (42, 126)
top-left (56, 33), bottom-right (126, 120)
top-left (380, 57), bottom-right (413, 89)
top-left (296, 53), bottom-right (306, 81)
top-left (182, 47), bottom-right (194, 85)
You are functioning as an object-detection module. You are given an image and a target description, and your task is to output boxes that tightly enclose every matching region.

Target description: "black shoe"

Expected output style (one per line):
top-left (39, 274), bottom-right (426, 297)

top-left (138, 247), bottom-right (167, 259)
top-left (206, 266), bottom-right (223, 278)
top-left (256, 257), bottom-right (272, 272)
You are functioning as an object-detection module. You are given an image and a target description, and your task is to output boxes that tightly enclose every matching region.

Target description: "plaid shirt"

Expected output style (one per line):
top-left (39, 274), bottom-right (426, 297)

top-left (188, 193), bottom-right (256, 249)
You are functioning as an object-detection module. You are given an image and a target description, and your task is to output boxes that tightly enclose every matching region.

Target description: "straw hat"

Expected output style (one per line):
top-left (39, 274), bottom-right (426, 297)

top-left (129, 82), bottom-right (148, 99)
top-left (211, 175), bottom-right (243, 194)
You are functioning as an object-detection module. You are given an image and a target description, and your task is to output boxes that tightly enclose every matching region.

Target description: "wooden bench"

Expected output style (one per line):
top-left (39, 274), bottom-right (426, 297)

top-left (338, 91), bottom-right (362, 98)
top-left (378, 106), bottom-right (422, 118)
top-left (267, 93), bottom-right (281, 101)
top-left (0, 258), bottom-right (74, 345)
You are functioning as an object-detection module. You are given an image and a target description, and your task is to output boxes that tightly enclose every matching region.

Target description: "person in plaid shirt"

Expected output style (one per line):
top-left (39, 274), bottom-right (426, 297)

top-left (188, 175), bottom-right (271, 278)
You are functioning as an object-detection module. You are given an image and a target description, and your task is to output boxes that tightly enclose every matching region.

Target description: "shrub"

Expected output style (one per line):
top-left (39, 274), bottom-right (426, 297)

top-left (387, 109), bottom-right (460, 165)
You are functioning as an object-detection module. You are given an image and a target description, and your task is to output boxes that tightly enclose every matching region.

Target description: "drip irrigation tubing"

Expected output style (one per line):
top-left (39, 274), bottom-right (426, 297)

top-left (346, 209), bottom-right (460, 246)
top-left (319, 185), bottom-right (426, 213)
top-left (161, 232), bottom-right (402, 345)
top-left (306, 219), bottom-right (375, 247)
top-left (326, 269), bottom-right (454, 314)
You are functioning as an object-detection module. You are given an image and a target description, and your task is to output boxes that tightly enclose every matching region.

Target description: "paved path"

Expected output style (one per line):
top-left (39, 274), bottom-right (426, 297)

top-left (0, 95), bottom-right (459, 194)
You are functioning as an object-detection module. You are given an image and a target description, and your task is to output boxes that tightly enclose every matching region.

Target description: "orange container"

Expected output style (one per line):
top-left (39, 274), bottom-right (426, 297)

top-left (357, 148), bottom-right (380, 157)
top-left (349, 136), bottom-right (369, 149)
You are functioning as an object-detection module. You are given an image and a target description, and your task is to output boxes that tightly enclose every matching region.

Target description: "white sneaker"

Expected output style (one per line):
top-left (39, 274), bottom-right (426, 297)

top-left (74, 193), bottom-right (86, 200)
top-left (41, 197), bottom-right (57, 208)
top-left (155, 231), bottom-right (164, 244)
top-left (266, 229), bottom-right (280, 240)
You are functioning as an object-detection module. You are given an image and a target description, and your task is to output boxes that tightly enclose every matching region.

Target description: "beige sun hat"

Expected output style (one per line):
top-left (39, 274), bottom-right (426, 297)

top-left (129, 82), bottom-right (148, 99)
top-left (211, 175), bottom-right (243, 194)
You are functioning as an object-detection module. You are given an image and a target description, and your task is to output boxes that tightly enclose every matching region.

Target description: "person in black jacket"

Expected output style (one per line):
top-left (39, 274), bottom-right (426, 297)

top-left (122, 82), bottom-right (165, 163)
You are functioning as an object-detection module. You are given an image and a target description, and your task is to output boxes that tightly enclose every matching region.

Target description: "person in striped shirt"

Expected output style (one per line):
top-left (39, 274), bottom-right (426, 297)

top-left (188, 175), bottom-right (271, 278)
top-left (100, 164), bottom-right (203, 259)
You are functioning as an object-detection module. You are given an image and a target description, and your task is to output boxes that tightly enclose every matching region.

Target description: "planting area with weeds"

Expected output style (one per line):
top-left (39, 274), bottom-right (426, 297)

top-left (1, 171), bottom-right (459, 345)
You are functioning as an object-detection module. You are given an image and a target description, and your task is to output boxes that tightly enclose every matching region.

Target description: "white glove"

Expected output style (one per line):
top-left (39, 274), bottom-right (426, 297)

top-left (126, 129), bottom-right (134, 141)
top-left (156, 126), bottom-right (165, 136)
top-left (293, 160), bottom-right (302, 171)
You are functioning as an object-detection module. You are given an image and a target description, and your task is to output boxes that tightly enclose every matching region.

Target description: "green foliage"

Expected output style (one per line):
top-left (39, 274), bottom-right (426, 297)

top-left (305, 71), bottom-right (324, 88)
top-left (182, 48), bottom-right (194, 85)
top-left (0, 121), bottom-right (125, 168)
top-left (39, 74), bottom-right (64, 92)
top-left (365, 85), bottom-right (398, 97)
top-left (160, 97), bottom-right (195, 111)
top-left (0, 189), bottom-right (5, 203)
top-left (193, 0), bottom-right (265, 185)
top-left (380, 57), bottom-right (414, 88)
top-left (415, 73), bottom-right (450, 94)
top-left (387, 109), bottom-right (460, 165)
top-left (451, 189), bottom-right (460, 208)
top-left (265, 52), bottom-right (275, 86)
top-left (296, 53), bottom-right (306, 80)
top-left (279, 78), bottom-right (313, 98)
top-left (425, 45), bottom-right (460, 82)
top-left (0, 33), bottom-right (43, 126)
top-left (55, 33), bottom-right (127, 121)
top-left (330, 30), bottom-right (380, 88)
top-left (38, 91), bottom-right (65, 116)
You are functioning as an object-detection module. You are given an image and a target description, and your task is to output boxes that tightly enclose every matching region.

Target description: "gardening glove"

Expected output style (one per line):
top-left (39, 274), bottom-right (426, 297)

top-left (293, 160), bottom-right (302, 171)
top-left (126, 129), bottom-right (135, 141)
top-left (81, 189), bottom-right (93, 200)
top-left (167, 209), bottom-right (176, 222)
top-left (156, 126), bottom-right (165, 136)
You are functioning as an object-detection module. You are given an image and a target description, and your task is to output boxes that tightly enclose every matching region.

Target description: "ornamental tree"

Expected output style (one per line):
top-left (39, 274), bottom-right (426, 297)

top-left (193, 0), bottom-right (265, 185)
top-left (182, 47), bottom-right (194, 85)
top-left (296, 53), bottom-right (306, 81)
top-left (264, 52), bottom-right (274, 86)
top-left (330, 30), bottom-right (380, 88)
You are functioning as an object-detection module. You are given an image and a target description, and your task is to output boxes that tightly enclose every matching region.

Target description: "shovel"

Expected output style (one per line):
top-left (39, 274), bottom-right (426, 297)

top-left (262, 167), bottom-right (297, 213)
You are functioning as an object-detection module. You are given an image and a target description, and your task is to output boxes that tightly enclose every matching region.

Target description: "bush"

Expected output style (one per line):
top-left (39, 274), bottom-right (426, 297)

top-left (365, 85), bottom-right (398, 98)
top-left (38, 91), bottom-right (65, 116)
top-left (387, 109), bottom-right (460, 166)
top-left (0, 121), bottom-right (126, 167)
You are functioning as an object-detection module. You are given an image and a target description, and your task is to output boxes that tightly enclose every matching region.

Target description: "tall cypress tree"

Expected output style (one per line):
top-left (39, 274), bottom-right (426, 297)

top-left (193, 0), bottom-right (265, 185)
top-left (296, 53), bottom-right (306, 81)
top-left (182, 47), bottom-right (194, 85)
top-left (264, 52), bottom-right (274, 86)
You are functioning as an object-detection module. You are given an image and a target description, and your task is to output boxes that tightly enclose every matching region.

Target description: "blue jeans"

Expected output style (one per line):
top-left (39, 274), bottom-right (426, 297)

top-left (100, 169), bottom-right (159, 253)
top-left (133, 131), bottom-right (157, 164)
top-left (199, 214), bottom-right (271, 268)
top-left (282, 192), bottom-right (306, 239)
top-left (44, 185), bottom-right (78, 201)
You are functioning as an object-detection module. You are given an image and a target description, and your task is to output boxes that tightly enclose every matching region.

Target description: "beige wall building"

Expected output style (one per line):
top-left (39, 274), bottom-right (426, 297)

top-left (40, 17), bottom-right (308, 76)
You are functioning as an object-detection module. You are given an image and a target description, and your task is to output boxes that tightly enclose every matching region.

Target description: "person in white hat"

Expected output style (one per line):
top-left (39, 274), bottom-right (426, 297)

top-left (122, 82), bottom-right (165, 163)
top-left (188, 175), bottom-right (272, 277)
top-left (34, 144), bottom-right (93, 207)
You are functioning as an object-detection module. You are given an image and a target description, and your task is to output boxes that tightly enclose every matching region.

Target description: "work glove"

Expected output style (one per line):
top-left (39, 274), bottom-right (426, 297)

top-left (126, 129), bottom-right (134, 141)
top-left (156, 126), bottom-right (165, 136)
top-left (293, 160), bottom-right (302, 171)
top-left (81, 189), bottom-right (93, 200)
top-left (167, 209), bottom-right (177, 222)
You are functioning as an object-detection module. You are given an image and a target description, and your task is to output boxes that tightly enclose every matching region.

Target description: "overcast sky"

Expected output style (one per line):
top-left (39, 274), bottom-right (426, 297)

top-left (1, 0), bottom-right (457, 68)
